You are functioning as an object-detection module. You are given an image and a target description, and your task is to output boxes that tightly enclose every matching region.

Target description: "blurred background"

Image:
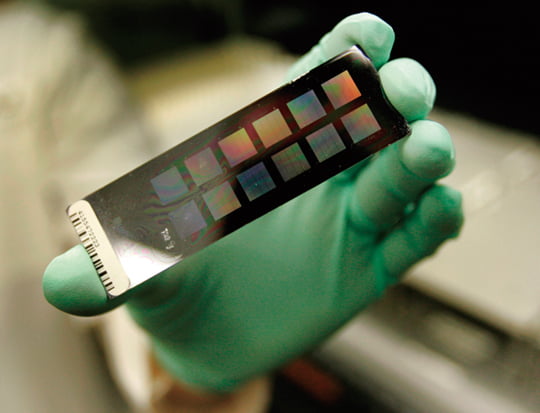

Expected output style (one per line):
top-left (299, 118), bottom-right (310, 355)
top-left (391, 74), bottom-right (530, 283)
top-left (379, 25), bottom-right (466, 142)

top-left (0, 1), bottom-right (538, 412)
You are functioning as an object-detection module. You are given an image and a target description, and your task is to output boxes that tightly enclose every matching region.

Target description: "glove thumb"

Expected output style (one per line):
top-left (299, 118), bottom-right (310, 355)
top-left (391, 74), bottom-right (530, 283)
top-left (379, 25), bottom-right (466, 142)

top-left (43, 245), bottom-right (130, 316)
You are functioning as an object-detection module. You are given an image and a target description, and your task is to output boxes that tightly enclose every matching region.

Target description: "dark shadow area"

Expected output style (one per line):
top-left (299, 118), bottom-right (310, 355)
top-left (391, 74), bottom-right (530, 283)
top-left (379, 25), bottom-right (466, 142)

top-left (45, 1), bottom-right (538, 135)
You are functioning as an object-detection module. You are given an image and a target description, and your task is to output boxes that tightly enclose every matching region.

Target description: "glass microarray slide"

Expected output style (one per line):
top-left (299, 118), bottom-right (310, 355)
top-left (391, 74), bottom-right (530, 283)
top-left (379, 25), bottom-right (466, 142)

top-left (67, 46), bottom-right (410, 297)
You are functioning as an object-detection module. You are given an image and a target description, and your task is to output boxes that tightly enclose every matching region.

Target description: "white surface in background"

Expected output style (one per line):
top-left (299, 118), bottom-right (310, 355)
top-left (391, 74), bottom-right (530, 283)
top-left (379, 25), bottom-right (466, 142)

top-left (318, 314), bottom-right (536, 413)
top-left (128, 38), bottom-right (296, 151)
top-left (409, 110), bottom-right (540, 343)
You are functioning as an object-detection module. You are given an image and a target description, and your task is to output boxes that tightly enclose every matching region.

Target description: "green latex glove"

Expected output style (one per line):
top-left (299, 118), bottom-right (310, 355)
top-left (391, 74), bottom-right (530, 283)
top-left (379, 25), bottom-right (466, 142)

top-left (43, 13), bottom-right (463, 393)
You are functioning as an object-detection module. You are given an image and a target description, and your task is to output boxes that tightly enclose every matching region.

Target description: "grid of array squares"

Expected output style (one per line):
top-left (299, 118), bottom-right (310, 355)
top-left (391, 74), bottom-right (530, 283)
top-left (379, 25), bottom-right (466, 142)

top-left (306, 124), bottom-right (346, 162)
top-left (237, 162), bottom-right (276, 201)
top-left (151, 167), bottom-right (188, 205)
top-left (168, 200), bottom-right (207, 239)
top-left (218, 128), bottom-right (257, 167)
top-left (322, 70), bottom-right (361, 109)
top-left (253, 109), bottom-right (292, 148)
top-left (271, 143), bottom-right (311, 182)
top-left (341, 104), bottom-right (381, 143)
top-left (152, 70), bottom-right (382, 240)
top-left (184, 147), bottom-right (222, 186)
top-left (202, 182), bottom-right (241, 220)
top-left (287, 90), bottom-right (326, 128)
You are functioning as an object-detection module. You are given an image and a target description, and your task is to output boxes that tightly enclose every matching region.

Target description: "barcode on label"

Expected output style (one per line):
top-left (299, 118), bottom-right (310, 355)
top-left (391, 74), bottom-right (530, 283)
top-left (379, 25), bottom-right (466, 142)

top-left (69, 212), bottom-right (114, 292)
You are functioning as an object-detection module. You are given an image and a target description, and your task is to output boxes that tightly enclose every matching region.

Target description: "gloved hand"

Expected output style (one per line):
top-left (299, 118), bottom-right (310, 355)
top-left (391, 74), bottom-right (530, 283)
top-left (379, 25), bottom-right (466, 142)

top-left (43, 13), bottom-right (463, 394)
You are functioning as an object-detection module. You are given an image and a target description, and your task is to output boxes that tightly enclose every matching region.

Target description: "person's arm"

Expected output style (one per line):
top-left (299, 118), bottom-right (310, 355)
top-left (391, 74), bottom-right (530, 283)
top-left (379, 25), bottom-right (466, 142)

top-left (43, 12), bottom-right (463, 412)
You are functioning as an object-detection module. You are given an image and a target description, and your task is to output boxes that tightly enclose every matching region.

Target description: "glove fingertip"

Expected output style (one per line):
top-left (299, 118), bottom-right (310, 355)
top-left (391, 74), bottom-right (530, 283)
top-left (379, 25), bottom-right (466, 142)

top-left (379, 58), bottom-right (436, 122)
top-left (286, 12), bottom-right (395, 81)
top-left (322, 12), bottom-right (395, 69)
top-left (400, 120), bottom-right (455, 180)
top-left (420, 185), bottom-right (464, 237)
top-left (43, 245), bottom-right (121, 316)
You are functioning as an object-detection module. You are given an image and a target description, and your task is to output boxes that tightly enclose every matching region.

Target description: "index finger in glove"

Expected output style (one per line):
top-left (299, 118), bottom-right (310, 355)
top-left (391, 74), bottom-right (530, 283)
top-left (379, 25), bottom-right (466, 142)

top-left (286, 13), bottom-right (395, 81)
